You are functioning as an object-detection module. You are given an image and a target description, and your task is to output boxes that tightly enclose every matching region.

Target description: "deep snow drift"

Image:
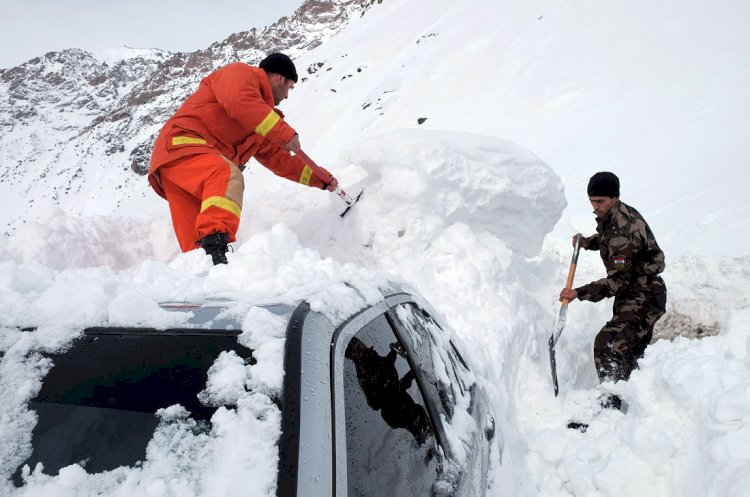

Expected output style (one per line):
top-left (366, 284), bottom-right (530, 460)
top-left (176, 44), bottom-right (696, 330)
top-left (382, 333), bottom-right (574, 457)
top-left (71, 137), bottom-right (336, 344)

top-left (1, 131), bottom-right (559, 496)
top-left (2, 130), bottom-right (750, 497)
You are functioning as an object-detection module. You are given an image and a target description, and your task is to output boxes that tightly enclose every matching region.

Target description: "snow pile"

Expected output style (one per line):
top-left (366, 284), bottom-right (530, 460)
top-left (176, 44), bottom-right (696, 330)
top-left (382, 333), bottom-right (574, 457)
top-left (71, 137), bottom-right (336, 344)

top-left (239, 307), bottom-right (289, 397)
top-left (7, 127), bottom-right (748, 497)
top-left (516, 310), bottom-right (750, 497)
top-left (655, 255), bottom-right (750, 340)
top-left (11, 395), bottom-right (282, 497)
top-left (0, 207), bottom-right (177, 271)
top-left (0, 125), bottom-right (748, 497)
top-left (289, 130), bottom-right (565, 346)
top-left (346, 129), bottom-right (565, 257)
top-left (0, 227), bottom-right (391, 497)
top-left (0, 130), bottom-right (565, 496)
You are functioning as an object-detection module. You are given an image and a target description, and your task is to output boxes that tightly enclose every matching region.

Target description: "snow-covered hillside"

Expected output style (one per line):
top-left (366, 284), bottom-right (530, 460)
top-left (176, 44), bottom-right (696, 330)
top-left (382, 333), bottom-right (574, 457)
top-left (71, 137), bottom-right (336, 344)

top-left (285, 0), bottom-right (750, 258)
top-left (1, 0), bottom-right (750, 496)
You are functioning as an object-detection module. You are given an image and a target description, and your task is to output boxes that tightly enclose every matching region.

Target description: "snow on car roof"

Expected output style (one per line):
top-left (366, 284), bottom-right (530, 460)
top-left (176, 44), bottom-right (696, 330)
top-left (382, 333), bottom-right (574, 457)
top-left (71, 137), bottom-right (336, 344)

top-left (0, 234), bottom-right (400, 497)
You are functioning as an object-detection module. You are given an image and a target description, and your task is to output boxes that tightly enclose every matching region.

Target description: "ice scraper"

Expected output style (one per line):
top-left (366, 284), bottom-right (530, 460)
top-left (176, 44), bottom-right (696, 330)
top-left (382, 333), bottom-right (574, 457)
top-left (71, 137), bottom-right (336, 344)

top-left (295, 149), bottom-right (363, 217)
top-left (549, 233), bottom-right (582, 396)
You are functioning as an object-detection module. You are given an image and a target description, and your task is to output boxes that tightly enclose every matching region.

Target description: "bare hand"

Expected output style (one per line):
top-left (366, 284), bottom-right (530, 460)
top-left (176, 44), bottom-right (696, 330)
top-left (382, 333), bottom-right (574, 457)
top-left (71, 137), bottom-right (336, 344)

top-left (284, 134), bottom-right (301, 153)
top-left (559, 288), bottom-right (578, 302)
top-left (326, 177), bottom-right (339, 192)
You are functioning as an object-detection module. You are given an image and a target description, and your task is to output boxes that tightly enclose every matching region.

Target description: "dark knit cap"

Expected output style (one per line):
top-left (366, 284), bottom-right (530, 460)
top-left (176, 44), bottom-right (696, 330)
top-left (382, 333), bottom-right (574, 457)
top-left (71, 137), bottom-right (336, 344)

top-left (587, 172), bottom-right (620, 197)
top-left (259, 53), bottom-right (298, 82)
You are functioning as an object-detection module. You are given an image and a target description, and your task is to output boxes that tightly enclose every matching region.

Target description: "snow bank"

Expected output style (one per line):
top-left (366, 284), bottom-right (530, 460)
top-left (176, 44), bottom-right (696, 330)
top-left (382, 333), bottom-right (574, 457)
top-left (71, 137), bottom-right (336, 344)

top-left (2, 123), bottom-right (749, 497)
top-left (0, 207), bottom-right (177, 271)
top-left (0, 222), bottom-right (394, 496)
top-left (0, 129), bottom-right (565, 496)
top-left (345, 129), bottom-right (566, 258)
top-left (290, 129), bottom-right (567, 377)
top-left (9, 394), bottom-right (282, 497)
top-left (515, 309), bottom-right (750, 497)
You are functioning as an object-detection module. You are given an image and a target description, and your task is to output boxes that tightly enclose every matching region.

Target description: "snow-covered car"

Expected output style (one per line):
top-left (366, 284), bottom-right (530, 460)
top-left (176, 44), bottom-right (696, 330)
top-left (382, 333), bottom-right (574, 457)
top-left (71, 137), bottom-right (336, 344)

top-left (8, 290), bottom-right (499, 497)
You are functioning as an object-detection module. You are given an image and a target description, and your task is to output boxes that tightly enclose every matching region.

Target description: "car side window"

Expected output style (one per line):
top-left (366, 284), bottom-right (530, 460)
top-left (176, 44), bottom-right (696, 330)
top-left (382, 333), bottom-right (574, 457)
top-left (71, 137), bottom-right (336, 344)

top-left (342, 314), bottom-right (438, 497)
top-left (393, 304), bottom-right (476, 420)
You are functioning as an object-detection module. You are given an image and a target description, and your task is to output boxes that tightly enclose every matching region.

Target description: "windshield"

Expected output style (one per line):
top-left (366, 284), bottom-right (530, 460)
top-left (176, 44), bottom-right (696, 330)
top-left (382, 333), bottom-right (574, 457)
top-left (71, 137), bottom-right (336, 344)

top-left (13, 328), bottom-right (252, 486)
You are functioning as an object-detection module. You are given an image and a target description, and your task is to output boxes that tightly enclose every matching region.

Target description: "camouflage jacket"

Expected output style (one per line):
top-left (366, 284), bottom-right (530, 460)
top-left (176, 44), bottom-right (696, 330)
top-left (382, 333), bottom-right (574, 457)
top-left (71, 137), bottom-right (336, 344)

top-left (575, 201), bottom-right (665, 302)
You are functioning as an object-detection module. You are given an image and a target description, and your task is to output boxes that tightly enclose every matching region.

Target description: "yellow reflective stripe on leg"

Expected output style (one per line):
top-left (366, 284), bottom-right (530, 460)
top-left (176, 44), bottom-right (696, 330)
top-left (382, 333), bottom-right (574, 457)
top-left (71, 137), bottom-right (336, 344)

top-left (172, 136), bottom-right (207, 145)
top-left (200, 196), bottom-right (242, 217)
top-left (300, 165), bottom-right (313, 185)
top-left (255, 110), bottom-right (281, 137)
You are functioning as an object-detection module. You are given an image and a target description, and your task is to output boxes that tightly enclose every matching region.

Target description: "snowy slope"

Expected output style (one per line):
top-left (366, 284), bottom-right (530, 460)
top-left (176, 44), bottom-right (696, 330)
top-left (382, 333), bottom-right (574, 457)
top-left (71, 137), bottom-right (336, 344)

top-left (285, 0), bottom-right (750, 257)
top-left (2, 0), bottom-right (750, 496)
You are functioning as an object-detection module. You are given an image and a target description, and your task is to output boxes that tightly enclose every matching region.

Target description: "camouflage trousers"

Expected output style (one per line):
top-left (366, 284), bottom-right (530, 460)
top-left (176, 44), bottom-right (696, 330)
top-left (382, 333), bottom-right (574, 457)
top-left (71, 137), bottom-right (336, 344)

top-left (594, 276), bottom-right (667, 383)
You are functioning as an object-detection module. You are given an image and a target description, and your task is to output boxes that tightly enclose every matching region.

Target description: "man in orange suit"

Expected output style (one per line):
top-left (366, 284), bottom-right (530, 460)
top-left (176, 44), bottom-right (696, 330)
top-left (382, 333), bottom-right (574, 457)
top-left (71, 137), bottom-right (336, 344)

top-left (148, 53), bottom-right (338, 264)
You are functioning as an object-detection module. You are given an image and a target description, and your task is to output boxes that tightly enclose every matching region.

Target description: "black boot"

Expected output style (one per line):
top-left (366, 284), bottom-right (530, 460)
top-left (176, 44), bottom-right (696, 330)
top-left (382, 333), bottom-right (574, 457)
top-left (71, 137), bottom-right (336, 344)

top-left (197, 232), bottom-right (229, 265)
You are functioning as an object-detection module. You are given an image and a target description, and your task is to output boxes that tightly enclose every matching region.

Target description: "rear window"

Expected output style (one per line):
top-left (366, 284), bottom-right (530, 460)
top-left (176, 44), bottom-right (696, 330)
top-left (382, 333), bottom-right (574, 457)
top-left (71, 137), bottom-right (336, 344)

top-left (13, 328), bottom-right (252, 486)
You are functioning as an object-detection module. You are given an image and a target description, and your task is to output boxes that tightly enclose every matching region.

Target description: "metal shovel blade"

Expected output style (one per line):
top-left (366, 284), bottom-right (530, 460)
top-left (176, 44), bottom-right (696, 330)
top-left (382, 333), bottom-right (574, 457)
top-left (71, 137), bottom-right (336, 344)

top-left (549, 305), bottom-right (568, 397)
top-left (338, 187), bottom-right (364, 217)
top-left (548, 234), bottom-right (582, 396)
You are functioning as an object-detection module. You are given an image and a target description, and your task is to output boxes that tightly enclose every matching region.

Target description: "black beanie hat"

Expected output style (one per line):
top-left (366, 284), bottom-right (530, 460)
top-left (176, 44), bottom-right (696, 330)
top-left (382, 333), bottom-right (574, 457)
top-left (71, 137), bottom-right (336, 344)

top-left (259, 53), bottom-right (298, 82)
top-left (587, 172), bottom-right (620, 197)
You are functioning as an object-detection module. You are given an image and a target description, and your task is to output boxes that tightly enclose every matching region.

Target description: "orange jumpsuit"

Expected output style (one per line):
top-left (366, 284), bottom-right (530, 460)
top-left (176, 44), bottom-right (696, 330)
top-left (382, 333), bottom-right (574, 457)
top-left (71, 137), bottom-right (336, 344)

top-left (148, 62), bottom-right (326, 252)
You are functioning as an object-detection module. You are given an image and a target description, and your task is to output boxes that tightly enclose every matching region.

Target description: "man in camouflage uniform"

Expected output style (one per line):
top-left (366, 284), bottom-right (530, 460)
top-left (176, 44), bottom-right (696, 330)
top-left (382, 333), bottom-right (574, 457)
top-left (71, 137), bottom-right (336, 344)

top-left (559, 172), bottom-right (667, 408)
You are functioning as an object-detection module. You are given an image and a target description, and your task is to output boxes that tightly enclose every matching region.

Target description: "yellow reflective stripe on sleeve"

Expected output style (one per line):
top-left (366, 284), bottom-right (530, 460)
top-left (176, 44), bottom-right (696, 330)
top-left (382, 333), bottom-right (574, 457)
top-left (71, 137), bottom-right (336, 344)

top-left (299, 165), bottom-right (313, 185)
top-left (172, 136), bottom-right (207, 146)
top-left (255, 110), bottom-right (281, 137)
top-left (200, 196), bottom-right (242, 217)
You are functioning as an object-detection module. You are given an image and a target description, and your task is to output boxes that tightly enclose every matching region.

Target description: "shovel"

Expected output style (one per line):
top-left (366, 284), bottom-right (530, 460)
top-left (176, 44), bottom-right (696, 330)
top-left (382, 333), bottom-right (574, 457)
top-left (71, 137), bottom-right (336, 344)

top-left (295, 149), bottom-right (363, 217)
top-left (549, 233), bottom-right (583, 396)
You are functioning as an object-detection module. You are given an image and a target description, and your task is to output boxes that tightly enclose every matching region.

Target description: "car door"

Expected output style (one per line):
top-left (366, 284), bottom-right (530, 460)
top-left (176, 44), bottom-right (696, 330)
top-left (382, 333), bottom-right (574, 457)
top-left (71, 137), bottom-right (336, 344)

top-left (388, 302), bottom-right (496, 497)
top-left (331, 305), bottom-right (443, 497)
top-left (330, 296), bottom-right (491, 497)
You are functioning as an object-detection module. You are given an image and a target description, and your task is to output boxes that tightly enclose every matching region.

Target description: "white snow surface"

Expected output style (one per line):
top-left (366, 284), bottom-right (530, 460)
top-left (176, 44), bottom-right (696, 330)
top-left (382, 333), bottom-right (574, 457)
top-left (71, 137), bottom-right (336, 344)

top-left (92, 47), bottom-right (169, 66)
top-left (2, 0), bottom-right (750, 497)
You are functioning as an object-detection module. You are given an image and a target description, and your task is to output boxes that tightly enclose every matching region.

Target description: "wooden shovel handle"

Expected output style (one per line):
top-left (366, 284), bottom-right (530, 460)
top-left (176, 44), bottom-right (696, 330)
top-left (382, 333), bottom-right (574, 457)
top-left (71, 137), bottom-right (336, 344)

top-left (561, 263), bottom-right (577, 305)
top-left (561, 234), bottom-right (583, 305)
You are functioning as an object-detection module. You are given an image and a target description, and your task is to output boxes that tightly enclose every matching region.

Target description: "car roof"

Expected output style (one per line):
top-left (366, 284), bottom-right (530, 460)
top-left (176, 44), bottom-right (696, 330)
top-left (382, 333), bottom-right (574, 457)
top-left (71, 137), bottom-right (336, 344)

top-left (118, 300), bottom-right (298, 333)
